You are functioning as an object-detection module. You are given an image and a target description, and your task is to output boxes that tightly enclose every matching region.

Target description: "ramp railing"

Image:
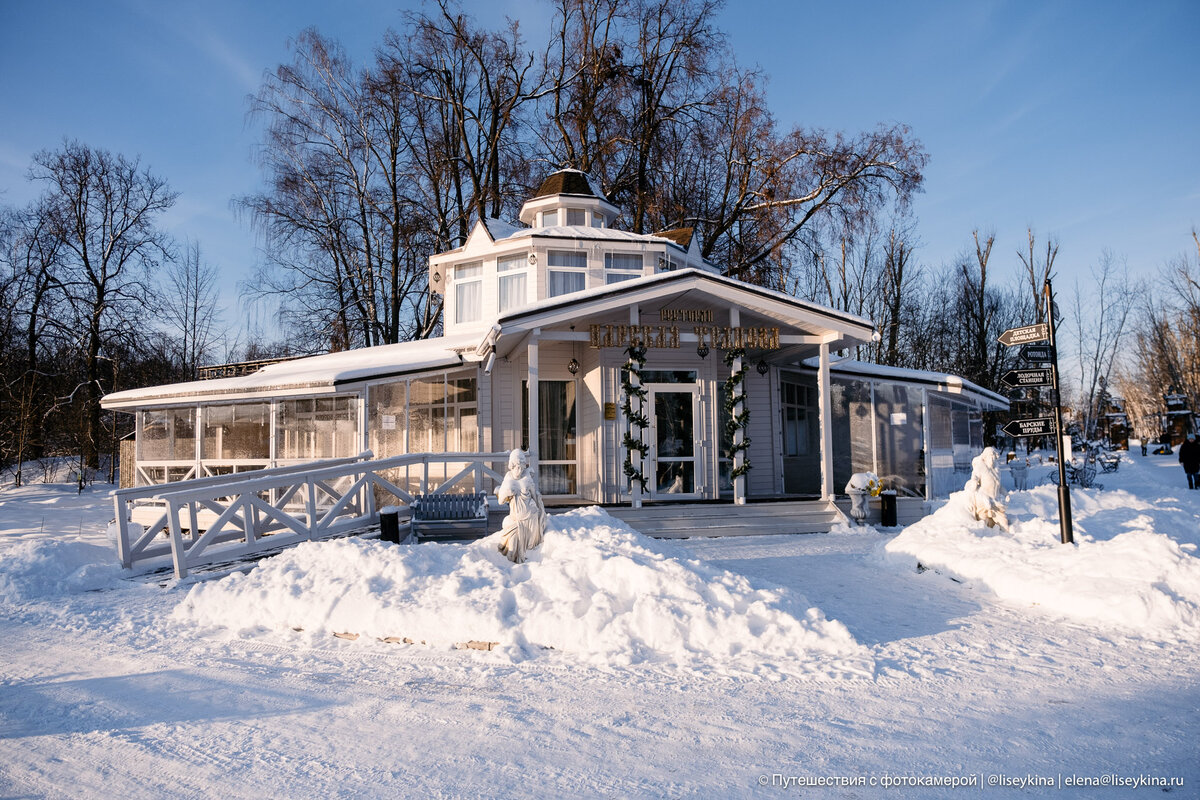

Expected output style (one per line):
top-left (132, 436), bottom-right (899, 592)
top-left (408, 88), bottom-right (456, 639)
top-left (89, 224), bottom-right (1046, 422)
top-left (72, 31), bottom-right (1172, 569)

top-left (111, 451), bottom-right (510, 578)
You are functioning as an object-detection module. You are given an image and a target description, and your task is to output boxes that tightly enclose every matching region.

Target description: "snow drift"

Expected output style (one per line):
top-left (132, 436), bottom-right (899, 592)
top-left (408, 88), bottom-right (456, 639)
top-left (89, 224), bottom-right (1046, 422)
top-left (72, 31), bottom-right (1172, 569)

top-left (173, 506), bottom-right (873, 679)
top-left (883, 481), bottom-right (1200, 638)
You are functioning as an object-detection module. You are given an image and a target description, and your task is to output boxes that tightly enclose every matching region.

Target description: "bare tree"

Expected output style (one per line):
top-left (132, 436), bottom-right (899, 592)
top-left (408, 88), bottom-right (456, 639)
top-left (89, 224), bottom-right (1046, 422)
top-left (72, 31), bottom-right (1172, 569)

top-left (163, 240), bottom-right (223, 379)
top-left (29, 140), bottom-right (177, 468)
top-left (1016, 228), bottom-right (1058, 323)
top-left (877, 218), bottom-right (922, 367)
top-left (1069, 251), bottom-right (1137, 440)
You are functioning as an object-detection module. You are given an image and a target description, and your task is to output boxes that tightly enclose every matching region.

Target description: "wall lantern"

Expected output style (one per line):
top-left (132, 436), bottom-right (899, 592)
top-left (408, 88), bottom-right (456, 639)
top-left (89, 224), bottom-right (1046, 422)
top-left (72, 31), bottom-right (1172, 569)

top-left (756, 359), bottom-right (770, 375)
top-left (696, 343), bottom-right (710, 359)
top-left (528, 252), bottom-right (537, 266)
top-left (568, 357), bottom-right (580, 375)
top-left (432, 270), bottom-right (441, 284)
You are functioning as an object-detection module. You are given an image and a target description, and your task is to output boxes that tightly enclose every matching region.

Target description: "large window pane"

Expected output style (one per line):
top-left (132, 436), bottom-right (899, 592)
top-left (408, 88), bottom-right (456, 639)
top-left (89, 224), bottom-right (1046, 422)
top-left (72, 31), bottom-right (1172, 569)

top-left (499, 272), bottom-right (527, 313)
top-left (202, 403), bottom-right (269, 460)
top-left (454, 262), bottom-right (482, 323)
top-left (548, 270), bottom-right (586, 296)
top-left (830, 377), bottom-right (873, 494)
top-left (369, 381), bottom-right (407, 459)
top-left (277, 396), bottom-right (357, 460)
top-left (522, 380), bottom-right (577, 494)
top-left (873, 381), bottom-right (924, 497)
top-left (139, 407), bottom-right (195, 461)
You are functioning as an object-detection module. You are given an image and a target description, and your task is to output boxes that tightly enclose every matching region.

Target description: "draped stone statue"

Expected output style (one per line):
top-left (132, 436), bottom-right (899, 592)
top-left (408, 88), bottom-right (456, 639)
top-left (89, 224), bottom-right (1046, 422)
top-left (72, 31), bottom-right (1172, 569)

top-left (844, 472), bottom-right (882, 524)
top-left (496, 449), bottom-right (547, 564)
top-left (965, 446), bottom-right (1009, 529)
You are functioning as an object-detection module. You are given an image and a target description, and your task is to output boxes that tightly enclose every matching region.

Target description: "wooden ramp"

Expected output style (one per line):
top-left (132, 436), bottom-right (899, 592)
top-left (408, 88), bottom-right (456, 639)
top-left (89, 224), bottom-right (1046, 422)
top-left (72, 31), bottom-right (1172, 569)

top-left (603, 500), bottom-right (846, 539)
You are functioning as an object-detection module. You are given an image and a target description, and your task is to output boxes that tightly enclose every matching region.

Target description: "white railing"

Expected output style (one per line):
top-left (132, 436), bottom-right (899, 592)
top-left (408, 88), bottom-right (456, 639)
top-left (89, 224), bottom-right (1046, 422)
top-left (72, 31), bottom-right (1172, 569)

top-left (111, 451), bottom-right (510, 579)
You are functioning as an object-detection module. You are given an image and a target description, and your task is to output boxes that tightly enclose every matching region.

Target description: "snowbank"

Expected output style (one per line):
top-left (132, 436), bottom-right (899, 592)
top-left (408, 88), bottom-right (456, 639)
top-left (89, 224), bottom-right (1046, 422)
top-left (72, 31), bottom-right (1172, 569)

top-left (173, 507), bottom-right (873, 678)
top-left (882, 482), bottom-right (1200, 638)
top-left (0, 538), bottom-right (122, 603)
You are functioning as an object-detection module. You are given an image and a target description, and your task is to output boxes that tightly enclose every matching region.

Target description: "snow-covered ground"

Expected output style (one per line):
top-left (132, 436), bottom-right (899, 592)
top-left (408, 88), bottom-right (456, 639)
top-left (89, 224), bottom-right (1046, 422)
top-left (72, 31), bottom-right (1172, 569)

top-left (1, 453), bottom-right (1197, 798)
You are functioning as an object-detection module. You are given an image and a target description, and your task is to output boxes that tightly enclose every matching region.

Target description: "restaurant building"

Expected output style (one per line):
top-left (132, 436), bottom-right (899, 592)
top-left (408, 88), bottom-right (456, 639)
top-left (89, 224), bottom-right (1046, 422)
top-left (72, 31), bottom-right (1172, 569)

top-left (102, 170), bottom-right (1005, 507)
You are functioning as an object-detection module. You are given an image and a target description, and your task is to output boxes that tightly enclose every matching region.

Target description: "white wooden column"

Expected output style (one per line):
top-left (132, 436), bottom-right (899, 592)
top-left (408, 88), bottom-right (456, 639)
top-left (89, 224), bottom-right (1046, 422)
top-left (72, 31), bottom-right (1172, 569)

top-left (818, 340), bottom-right (834, 500)
top-left (870, 380), bottom-right (879, 476)
top-left (922, 387), bottom-right (932, 502)
top-left (731, 308), bottom-right (746, 505)
top-left (527, 329), bottom-right (540, 471)
top-left (630, 306), bottom-right (643, 509)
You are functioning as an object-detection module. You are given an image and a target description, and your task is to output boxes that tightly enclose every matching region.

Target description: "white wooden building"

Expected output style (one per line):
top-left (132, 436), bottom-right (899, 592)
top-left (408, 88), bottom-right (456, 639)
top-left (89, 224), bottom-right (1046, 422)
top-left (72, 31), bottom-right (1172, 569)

top-left (103, 170), bottom-right (1005, 507)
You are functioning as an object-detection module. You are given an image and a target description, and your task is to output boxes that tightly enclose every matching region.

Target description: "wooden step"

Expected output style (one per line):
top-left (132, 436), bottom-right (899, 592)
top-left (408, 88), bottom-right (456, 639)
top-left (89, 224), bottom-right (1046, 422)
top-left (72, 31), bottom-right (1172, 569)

top-left (604, 500), bottom-right (844, 538)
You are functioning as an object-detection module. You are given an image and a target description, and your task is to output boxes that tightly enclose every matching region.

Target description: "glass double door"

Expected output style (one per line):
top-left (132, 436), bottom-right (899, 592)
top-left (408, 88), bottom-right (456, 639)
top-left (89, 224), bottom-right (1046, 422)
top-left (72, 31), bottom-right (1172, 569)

top-left (646, 384), bottom-right (701, 499)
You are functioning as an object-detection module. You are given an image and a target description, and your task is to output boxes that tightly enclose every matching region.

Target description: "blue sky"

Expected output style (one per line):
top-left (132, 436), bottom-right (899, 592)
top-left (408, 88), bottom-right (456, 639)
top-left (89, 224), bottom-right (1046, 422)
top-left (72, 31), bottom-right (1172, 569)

top-left (1, 0), bottom-right (1197, 329)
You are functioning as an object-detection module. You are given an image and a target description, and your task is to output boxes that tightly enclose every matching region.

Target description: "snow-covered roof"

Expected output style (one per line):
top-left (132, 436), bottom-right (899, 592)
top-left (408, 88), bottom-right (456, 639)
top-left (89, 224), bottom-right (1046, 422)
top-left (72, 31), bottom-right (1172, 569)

top-left (497, 267), bottom-right (875, 334)
top-left (501, 224), bottom-right (693, 253)
top-left (799, 357), bottom-right (1009, 408)
top-left (481, 217), bottom-right (522, 241)
top-left (102, 333), bottom-right (483, 409)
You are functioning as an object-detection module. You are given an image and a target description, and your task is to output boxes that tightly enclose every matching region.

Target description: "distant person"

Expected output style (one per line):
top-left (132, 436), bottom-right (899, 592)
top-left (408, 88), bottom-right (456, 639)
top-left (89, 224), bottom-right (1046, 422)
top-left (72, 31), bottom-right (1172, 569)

top-left (1179, 433), bottom-right (1200, 490)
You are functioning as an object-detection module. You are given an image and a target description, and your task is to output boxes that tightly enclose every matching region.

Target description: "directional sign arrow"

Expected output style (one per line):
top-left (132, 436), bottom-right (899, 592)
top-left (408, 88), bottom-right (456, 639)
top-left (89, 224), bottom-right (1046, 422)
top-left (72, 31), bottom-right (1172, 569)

top-left (1000, 368), bottom-right (1054, 388)
top-left (1003, 417), bottom-right (1057, 438)
top-left (998, 323), bottom-right (1049, 347)
top-left (1019, 343), bottom-right (1055, 362)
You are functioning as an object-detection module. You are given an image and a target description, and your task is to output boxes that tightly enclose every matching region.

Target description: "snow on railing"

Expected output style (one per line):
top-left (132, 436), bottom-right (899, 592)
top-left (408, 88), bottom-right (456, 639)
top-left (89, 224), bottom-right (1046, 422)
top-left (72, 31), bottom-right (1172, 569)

top-left (112, 451), bottom-right (510, 579)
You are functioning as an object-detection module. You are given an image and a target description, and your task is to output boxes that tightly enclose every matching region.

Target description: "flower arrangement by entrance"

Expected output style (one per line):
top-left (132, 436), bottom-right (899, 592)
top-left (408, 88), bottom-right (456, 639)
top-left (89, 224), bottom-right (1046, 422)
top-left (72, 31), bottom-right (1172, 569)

top-left (723, 347), bottom-right (752, 479)
top-left (621, 345), bottom-right (649, 492)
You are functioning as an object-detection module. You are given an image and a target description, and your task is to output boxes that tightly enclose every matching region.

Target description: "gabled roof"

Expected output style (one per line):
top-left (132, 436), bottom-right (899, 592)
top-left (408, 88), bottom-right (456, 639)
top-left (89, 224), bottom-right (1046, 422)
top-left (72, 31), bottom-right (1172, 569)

top-left (491, 267), bottom-right (876, 356)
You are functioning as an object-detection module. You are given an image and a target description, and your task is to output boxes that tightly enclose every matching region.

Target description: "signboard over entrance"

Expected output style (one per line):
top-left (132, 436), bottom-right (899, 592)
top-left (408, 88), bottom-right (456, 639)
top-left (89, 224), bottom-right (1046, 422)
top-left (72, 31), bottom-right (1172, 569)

top-left (588, 324), bottom-right (781, 350)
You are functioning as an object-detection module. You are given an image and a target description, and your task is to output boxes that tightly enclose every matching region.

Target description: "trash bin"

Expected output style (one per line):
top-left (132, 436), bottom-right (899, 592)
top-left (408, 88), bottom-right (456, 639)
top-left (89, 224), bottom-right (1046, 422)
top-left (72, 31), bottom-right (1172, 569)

top-left (879, 491), bottom-right (898, 528)
top-left (379, 505), bottom-right (400, 543)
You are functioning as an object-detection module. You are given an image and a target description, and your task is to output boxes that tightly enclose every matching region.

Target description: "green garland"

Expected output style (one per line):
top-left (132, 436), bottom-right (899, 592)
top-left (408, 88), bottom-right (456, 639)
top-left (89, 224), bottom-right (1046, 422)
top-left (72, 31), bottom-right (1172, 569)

top-left (723, 347), bottom-right (752, 478)
top-left (621, 345), bottom-right (649, 491)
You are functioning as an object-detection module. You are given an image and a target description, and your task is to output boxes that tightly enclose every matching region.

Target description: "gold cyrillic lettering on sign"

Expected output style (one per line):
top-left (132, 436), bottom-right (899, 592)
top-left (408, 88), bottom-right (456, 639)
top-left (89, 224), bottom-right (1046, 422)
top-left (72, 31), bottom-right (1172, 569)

top-left (692, 325), bottom-right (781, 351)
top-left (658, 308), bottom-right (714, 323)
top-left (588, 324), bottom-right (681, 349)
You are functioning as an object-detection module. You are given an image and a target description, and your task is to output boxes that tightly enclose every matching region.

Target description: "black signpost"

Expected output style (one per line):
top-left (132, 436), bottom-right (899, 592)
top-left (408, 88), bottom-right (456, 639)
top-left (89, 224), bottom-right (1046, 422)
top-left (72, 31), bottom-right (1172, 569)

top-left (1002, 417), bottom-right (1056, 438)
top-left (1018, 344), bottom-right (1055, 363)
top-left (1000, 369), bottom-right (1053, 388)
top-left (998, 280), bottom-right (1074, 544)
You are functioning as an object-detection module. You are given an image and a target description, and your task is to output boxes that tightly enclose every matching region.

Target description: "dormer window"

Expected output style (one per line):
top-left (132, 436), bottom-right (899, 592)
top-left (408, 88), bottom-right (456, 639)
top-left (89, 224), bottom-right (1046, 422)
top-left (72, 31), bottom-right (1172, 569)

top-left (605, 252), bottom-right (644, 284)
top-left (548, 250), bottom-right (587, 297)
top-left (454, 262), bottom-right (483, 324)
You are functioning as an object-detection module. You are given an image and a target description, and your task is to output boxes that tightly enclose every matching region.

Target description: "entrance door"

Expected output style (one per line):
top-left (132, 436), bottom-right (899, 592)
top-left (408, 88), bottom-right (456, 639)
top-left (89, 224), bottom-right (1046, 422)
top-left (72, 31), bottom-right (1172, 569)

top-left (647, 385), bottom-right (700, 499)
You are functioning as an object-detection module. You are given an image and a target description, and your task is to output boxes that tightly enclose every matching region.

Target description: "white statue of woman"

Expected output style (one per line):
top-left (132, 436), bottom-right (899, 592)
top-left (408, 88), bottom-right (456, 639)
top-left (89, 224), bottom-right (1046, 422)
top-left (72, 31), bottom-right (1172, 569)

top-left (964, 446), bottom-right (1009, 529)
top-left (496, 449), bottom-right (547, 564)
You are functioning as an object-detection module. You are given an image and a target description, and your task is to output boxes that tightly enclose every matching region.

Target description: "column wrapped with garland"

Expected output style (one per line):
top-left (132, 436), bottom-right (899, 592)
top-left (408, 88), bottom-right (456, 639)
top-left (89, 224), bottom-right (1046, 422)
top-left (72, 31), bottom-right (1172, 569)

top-left (723, 347), bottom-right (751, 481)
top-left (621, 345), bottom-right (649, 493)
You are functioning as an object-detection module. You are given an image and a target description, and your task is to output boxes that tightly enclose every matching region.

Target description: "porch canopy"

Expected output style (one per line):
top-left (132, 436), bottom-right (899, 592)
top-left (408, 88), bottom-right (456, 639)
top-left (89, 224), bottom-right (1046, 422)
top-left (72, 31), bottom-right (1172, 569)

top-left (484, 268), bottom-right (876, 362)
top-left (482, 268), bottom-right (877, 502)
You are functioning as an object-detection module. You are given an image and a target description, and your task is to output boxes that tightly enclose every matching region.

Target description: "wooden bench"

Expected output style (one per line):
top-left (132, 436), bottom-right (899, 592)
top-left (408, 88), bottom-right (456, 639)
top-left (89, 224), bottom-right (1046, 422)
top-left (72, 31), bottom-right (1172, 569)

top-left (410, 492), bottom-right (490, 542)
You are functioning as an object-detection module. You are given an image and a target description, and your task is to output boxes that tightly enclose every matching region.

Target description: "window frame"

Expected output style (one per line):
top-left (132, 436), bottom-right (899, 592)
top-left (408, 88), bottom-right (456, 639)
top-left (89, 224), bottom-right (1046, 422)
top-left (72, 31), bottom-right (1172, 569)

top-left (547, 249), bottom-right (588, 297)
